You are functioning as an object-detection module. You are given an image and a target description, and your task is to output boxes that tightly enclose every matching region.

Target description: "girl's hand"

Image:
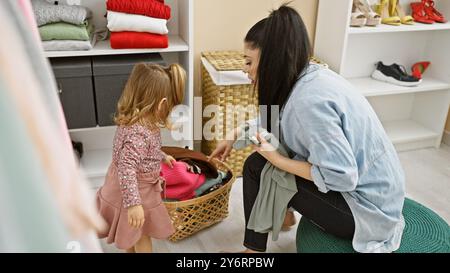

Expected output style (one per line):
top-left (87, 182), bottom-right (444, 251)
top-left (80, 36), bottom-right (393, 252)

top-left (128, 205), bottom-right (145, 229)
top-left (163, 154), bottom-right (176, 168)
top-left (252, 133), bottom-right (283, 164)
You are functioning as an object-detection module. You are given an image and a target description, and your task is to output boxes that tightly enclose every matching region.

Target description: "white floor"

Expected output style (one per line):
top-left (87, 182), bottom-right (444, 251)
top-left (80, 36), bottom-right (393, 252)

top-left (101, 144), bottom-right (450, 253)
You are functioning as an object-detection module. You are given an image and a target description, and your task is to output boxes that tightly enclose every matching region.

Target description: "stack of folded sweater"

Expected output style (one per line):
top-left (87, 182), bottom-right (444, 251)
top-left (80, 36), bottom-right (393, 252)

top-left (106, 0), bottom-right (171, 49)
top-left (32, 0), bottom-right (95, 51)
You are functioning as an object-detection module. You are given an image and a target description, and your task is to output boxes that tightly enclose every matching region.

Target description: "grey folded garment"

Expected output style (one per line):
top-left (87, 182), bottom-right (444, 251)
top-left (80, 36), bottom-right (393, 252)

top-left (42, 36), bottom-right (94, 51)
top-left (32, 0), bottom-right (92, 27)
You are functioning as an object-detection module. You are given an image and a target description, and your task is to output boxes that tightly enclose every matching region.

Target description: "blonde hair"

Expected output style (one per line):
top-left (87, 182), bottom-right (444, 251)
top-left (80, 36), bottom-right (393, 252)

top-left (114, 63), bottom-right (186, 129)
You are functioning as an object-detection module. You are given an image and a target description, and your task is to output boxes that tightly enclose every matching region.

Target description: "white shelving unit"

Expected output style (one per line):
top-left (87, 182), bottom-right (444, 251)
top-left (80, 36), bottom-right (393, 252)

top-left (47, 0), bottom-right (194, 187)
top-left (314, 0), bottom-right (450, 152)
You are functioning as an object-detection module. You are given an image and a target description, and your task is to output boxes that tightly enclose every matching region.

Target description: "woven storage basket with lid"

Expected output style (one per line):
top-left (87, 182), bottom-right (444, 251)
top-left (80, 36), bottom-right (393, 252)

top-left (201, 51), bottom-right (257, 177)
top-left (201, 51), bottom-right (329, 177)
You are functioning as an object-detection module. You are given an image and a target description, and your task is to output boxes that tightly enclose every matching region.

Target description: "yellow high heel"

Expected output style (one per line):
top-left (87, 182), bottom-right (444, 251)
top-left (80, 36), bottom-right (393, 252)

top-left (375, 0), bottom-right (401, 26)
top-left (390, 0), bottom-right (414, 25)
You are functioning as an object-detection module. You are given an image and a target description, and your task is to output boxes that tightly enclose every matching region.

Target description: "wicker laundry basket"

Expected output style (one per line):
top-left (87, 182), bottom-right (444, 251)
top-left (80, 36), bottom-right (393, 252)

top-left (163, 157), bottom-right (236, 242)
top-left (201, 51), bottom-right (257, 177)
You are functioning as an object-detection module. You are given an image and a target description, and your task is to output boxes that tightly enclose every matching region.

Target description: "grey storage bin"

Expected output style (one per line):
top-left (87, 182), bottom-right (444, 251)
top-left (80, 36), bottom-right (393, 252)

top-left (92, 53), bottom-right (166, 126)
top-left (51, 57), bottom-right (97, 129)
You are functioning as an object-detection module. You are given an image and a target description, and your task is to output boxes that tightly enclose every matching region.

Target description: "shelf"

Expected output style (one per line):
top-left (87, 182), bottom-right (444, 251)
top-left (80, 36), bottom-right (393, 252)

top-left (382, 120), bottom-right (439, 144)
top-left (45, 35), bottom-right (189, 58)
top-left (348, 22), bottom-right (450, 34)
top-left (79, 148), bottom-right (112, 179)
top-left (69, 125), bottom-right (116, 133)
top-left (348, 77), bottom-right (450, 97)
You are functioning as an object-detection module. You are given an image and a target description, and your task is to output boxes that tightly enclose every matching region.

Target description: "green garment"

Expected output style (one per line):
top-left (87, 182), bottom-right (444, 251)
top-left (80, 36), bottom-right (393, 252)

top-left (235, 123), bottom-right (298, 241)
top-left (194, 171), bottom-right (227, 197)
top-left (39, 20), bottom-right (94, 41)
top-left (0, 78), bottom-right (69, 252)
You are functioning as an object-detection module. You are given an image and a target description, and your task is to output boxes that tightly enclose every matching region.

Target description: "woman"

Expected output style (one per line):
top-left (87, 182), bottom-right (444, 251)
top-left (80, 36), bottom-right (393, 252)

top-left (210, 5), bottom-right (406, 253)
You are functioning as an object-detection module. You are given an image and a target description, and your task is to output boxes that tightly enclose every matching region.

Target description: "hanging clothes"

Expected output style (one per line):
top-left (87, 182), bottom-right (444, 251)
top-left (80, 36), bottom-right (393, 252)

top-left (0, 0), bottom-right (105, 252)
top-left (5, 0), bottom-right (70, 143)
top-left (0, 78), bottom-right (69, 252)
top-left (18, 0), bottom-right (41, 41)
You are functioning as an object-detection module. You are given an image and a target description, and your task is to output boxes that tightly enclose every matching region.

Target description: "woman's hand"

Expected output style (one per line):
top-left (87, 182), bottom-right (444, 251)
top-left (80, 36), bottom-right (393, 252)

top-left (209, 139), bottom-right (234, 162)
top-left (128, 205), bottom-right (145, 229)
top-left (253, 133), bottom-right (313, 181)
top-left (252, 133), bottom-right (283, 164)
top-left (163, 154), bottom-right (176, 168)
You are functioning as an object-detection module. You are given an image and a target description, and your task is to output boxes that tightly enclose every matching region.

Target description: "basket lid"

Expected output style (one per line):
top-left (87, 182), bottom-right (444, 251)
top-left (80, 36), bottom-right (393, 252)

top-left (201, 51), bottom-right (328, 71)
top-left (201, 51), bottom-right (246, 71)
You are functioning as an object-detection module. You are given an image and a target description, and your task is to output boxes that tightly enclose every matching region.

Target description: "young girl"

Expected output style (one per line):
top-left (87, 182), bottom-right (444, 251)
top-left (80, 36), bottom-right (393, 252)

top-left (96, 63), bottom-right (186, 253)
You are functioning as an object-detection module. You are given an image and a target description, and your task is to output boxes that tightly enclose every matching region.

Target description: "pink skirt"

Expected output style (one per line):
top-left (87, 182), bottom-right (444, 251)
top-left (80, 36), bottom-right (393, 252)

top-left (96, 164), bottom-right (174, 250)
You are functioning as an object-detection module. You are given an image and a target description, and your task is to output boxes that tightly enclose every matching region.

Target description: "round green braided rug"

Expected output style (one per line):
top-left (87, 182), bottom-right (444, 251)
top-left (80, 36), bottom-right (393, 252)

top-left (296, 198), bottom-right (450, 253)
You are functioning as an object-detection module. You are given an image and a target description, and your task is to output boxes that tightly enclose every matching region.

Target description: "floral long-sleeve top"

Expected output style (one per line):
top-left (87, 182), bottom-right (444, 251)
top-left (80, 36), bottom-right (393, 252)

top-left (112, 124), bottom-right (165, 208)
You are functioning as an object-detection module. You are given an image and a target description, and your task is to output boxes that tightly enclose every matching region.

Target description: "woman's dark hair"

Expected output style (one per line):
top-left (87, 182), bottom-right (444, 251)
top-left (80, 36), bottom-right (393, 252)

top-left (245, 17), bottom-right (267, 50)
top-left (245, 5), bottom-right (312, 130)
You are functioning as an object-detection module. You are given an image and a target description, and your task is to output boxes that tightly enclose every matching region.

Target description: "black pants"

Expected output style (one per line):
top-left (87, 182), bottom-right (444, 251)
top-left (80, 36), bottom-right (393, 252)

top-left (243, 153), bottom-right (355, 252)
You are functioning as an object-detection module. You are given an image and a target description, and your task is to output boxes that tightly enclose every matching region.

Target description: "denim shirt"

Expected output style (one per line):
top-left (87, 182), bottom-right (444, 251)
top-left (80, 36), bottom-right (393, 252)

top-left (280, 64), bottom-right (406, 253)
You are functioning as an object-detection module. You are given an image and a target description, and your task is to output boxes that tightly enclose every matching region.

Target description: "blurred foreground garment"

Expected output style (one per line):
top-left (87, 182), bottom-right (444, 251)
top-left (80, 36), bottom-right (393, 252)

top-left (0, 0), bottom-right (105, 253)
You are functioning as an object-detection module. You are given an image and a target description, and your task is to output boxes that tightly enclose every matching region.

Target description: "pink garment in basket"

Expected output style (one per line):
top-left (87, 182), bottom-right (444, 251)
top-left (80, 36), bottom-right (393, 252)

top-left (161, 161), bottom-right (206, 201)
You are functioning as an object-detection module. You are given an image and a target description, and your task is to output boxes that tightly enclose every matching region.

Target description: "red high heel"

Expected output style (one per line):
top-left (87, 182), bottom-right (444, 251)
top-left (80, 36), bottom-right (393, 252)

top-left (424, 0), bottom-right (447, 23)
top-left (411, 61), bottom-right (431, 80)
top-left (411, 1), bottom-right (435, 24)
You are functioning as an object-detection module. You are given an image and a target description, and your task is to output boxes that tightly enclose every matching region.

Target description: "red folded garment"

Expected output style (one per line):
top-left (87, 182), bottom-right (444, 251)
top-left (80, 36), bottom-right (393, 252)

top-left (107, 0), bottom-right (171, 20)
top-left (110, 31), bottom-right (168, 49)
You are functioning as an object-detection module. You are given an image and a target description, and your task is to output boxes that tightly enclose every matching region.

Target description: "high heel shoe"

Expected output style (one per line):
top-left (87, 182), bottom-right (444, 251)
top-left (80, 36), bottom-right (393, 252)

top-left (411, 61), bottom-right (431, 80)
top-left (390, 0), bottom-right (414, 25)
top-left (424, 0), bottom-right (447, 23)
top-left (354, 0), bottom-right (382, 26)
top-left (411, 1), bottom-right (435, 24)
top-left (375, 0), bottom-right (401, 26)
top-left (351, 1), bottom-right (368, 27)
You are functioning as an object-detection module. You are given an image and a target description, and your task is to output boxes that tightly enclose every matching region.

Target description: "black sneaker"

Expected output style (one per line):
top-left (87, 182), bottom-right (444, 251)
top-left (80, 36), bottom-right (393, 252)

top-left (372, 62), bottom-right (421, 87)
